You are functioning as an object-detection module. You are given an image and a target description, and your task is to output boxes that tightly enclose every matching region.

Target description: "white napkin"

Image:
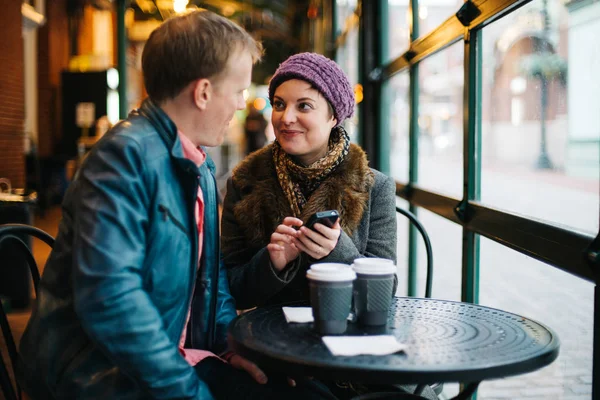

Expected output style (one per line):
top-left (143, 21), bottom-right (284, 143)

top-left (282, 307), bottom-right (355, 323)
top-left (322, 335), bottom-right (406, 356)
top-left (282, 307), bottom-right (314, 323)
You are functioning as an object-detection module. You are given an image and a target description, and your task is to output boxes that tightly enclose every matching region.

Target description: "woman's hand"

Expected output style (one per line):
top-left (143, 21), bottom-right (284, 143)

top-left (293, 220), bottom-right (341, 260)
top-left (267, 217), bottom-right (304, 271)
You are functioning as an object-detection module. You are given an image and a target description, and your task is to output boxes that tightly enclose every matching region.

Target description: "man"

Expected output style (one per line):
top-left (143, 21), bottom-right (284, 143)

top-left (243, 102), bottom-right (268, 155)
top-left (18, 10), bottom-right (323, 400)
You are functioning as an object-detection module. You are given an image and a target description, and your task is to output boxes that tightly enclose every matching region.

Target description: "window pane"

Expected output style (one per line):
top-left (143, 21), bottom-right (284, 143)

top-left (389, 72), bottom-right (410, 183)
top-left (395, 198), bottom-right (410, 296)
top-left (418, 42), bottom-right (464, 198)
top-left (481, 0), bottom-right (600, 234)
top-left (396, 207), bottom-right (463, 300)
top-left (386, 0), bottom-right (410, 63)
top-left (479, 236), bottom-right (592, 398)
top-left (337, 28), bottom-right (360, 142)
top-left (419, 0), bottom-right (463, 38)
top-left (335, 0), bottom-right (358, 35)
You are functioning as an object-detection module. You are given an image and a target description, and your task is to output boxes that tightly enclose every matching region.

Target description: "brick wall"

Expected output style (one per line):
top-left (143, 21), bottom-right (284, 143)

top-left (0, 2), bottom-right (25, 188)
top-left (38, 0), bottom-right (70, 158)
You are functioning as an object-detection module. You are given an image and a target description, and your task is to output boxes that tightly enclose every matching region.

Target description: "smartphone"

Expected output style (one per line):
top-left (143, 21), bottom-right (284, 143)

top-left (305, 210), bottom-right (339, 230)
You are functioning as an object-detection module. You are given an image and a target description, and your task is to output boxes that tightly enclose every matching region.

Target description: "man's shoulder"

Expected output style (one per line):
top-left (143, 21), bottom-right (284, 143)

top-left (95, 114), bottom-right (169, 163)
top-left (110, 114), bottom-right (160, 142)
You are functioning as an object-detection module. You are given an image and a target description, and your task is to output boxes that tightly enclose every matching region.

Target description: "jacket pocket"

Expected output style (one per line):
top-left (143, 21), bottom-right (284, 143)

top-left (158, 204), bottom-right (188, 235)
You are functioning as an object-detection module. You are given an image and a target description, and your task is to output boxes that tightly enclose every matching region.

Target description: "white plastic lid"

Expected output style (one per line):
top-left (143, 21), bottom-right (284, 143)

top-left (352, 258), bottom-right (396, 275)
top-left (306, 263), bottom-right (357, 282)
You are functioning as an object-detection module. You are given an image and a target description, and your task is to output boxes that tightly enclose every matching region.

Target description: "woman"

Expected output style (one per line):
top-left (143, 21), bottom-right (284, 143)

top-left (221, 52), bottom-right (398, 309)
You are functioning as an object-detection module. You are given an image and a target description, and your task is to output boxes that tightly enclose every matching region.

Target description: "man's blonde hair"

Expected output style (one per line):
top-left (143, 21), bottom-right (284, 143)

top-left (142, 10), bottom-right (263, 103)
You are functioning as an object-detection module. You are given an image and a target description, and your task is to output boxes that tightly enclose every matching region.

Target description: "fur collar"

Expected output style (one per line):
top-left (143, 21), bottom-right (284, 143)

top-left (230, 143), bottom-right (374, 248)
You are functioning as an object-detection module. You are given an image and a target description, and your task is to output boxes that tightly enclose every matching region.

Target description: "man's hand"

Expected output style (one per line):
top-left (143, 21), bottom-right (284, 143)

top-left (228, 354), bottom-right (268, 384)
top-left (267, 216), bottom-right (303, 271)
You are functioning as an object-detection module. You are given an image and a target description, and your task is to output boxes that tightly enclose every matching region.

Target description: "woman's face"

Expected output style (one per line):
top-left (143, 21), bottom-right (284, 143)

top-left (271, 79), bottom-right (337, 166)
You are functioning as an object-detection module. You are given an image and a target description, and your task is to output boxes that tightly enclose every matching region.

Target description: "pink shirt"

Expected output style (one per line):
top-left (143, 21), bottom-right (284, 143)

top-left (176, 131), bottom-right (218, 366)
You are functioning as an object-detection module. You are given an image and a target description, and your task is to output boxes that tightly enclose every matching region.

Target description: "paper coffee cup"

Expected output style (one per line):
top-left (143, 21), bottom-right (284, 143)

top-left (352, 259), bottom-right (396, 326)
top-left (307, 263), bottom-right (356, 335)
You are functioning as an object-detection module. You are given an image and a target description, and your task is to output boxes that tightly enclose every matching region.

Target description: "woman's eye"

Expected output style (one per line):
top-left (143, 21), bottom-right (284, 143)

top-left (273, 101), bottom-right (285, 110)
top-left (298, 102), bottom-right (313, 111)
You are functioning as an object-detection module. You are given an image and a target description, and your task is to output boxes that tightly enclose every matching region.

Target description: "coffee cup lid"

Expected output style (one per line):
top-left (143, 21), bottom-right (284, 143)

top-left (353, 257), bottom-right (394, 266)
top-left (352, 258), bottom-right (396, 275)
top-left (306, 263), bottom-right (356, 282)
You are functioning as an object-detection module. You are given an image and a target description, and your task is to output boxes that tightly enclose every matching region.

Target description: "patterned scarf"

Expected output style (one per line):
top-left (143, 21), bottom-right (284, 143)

top-left (273, 126), bottom-right (350, 217)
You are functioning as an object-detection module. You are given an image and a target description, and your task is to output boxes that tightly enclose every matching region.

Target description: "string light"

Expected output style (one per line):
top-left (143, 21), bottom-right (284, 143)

top-left (173, 0), bottom-right (188, 13)
top-left (253, 97), bottom-right (267, 111)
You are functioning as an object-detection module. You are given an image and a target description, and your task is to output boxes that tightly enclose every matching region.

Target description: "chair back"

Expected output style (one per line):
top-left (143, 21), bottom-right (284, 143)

top-left (0, 224), bottom-right (54, 400)
top-left (396, 207), bottom-right (433, 298)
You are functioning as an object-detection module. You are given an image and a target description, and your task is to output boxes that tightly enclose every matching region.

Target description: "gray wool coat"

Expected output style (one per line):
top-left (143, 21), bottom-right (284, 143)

top-left (221, 143), bottom-right (398, 309)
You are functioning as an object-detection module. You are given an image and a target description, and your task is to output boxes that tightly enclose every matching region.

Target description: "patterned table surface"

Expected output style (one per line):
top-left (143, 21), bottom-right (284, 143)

top-left (227, 297), bottom-right (560, 384)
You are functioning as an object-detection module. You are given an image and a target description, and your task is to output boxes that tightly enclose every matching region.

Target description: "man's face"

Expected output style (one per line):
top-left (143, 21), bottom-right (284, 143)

top-left (199, 49), bottom-right (253, 147)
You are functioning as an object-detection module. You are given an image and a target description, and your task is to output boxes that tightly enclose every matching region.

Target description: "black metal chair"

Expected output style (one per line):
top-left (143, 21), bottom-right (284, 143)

top-left (395, 207), bottom-right (441, 399)
top-left (395, 207), bottom-right (433, 299)
top-left (0, 224), bottom-right (54, 400)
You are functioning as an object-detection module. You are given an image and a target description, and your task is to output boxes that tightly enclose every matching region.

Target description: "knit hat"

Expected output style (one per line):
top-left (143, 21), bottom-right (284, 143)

top-left (268, 52), bottom-right (355, 126)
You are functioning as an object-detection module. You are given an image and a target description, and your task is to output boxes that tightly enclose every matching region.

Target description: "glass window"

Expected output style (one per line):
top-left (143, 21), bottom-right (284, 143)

top-left (335, 0), bottom-right (358, 36)
top-left (396, 207), bottom-right (463, 300)
top-left (418, 42), bottom-right (464, 198)
top-left (386, 0), bottom-right (411, 63)
top-left (419, 0), bottom-right (464, 38)
top-left (388, 72), bottom-right (410, 183)
top-left (337, 27), bottom-right (360, 142)
top-left (395, 198), bottom-right (410, 295)
top-left (481, 0), bottom-right (600, 234)
top-left (478, 236), bottom-right (593, 398)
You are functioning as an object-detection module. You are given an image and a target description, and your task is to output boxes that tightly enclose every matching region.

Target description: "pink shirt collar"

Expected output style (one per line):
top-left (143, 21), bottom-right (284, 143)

top-left (177, 131), bottom-right (206, 167)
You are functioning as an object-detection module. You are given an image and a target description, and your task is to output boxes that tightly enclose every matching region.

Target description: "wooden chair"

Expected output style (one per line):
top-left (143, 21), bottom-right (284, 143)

top-left (0, 224), bottom-right (54, 400)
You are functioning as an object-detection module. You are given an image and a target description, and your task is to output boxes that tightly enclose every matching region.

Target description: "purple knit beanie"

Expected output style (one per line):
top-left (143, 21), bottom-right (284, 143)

top-left (268, 52), bottom-right (355, 126)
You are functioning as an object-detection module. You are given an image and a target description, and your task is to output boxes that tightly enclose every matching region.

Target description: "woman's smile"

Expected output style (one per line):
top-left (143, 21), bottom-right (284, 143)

top-left (279, 128), bottom-right (304, 136)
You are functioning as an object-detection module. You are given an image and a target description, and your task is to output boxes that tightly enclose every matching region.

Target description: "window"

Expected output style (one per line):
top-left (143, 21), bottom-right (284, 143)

top-left (418, 0), bottom-right (463, 38)
top-left (418, 42), bottom-right (464, 198)
top-left (478, 236), bottom-right (593, 398)
top-left (386, 0), bottom-right (411, 63)
top-left (337, 27), bottom-right (360, 142)
top-left (335, 0), bottom-right (358, 35)
top-left (388, 72), bottom-right (410, 183)
top-left (396, 208), bottom-right (463, 300)
top-left (480, 0), bottom-right (600, 234)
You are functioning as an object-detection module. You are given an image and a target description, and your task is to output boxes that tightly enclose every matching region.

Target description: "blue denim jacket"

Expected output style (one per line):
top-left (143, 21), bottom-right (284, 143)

top-left (18, 99), bottom-right (236, 399)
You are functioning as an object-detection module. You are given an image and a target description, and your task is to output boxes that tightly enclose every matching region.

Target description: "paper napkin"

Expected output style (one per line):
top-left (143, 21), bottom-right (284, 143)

top-left (322, 335), bottom-right (406, 356)
top-left (282, 307), bottom-right (356, 323)
top-left (282, 307), bottom-right (314, 323)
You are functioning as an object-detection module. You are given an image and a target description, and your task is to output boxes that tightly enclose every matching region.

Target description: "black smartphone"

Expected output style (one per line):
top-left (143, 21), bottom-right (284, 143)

top-left (305, 210), bottom-right (339, 230)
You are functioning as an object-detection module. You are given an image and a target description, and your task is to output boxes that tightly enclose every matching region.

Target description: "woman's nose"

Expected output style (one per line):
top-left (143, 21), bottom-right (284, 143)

top-left (281, 107), bottom-right (296, 124)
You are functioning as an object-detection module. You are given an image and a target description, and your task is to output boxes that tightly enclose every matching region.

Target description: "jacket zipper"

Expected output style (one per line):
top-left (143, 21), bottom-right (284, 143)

top-left (204, 172), bottom-right (219, 349)
top-left (186, 172), bottom-right (200, 349)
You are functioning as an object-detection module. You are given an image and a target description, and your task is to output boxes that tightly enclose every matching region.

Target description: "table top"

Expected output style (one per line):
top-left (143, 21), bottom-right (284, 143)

top-left (228, 297), bottom-right (560, 384)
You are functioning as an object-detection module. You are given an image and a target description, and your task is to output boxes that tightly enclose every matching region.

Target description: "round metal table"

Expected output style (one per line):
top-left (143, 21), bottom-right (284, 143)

top-left (228, 297), bottom-right (559, 397)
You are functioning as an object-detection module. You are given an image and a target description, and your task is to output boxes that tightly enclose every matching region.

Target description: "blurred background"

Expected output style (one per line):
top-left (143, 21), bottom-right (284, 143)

top-left (2, 0), bottom-right (338, 210)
